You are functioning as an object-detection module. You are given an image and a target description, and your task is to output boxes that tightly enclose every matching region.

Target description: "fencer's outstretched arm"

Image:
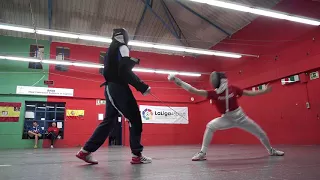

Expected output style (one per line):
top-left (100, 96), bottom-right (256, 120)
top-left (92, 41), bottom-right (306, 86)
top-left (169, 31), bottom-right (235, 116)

top-left (243, 84), bottom-right (272, 96)
top-left (168, 74), bottom-right (208, 97)
top-left (118, 45), bottom-right (150, 94)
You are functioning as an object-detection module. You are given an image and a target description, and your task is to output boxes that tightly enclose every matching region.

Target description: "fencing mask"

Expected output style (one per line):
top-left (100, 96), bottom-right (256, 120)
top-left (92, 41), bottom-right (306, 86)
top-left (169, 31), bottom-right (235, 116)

top-left (112, 28), bottom-right (129, 45)
top-left (210, 71), bottom-right (228, 94)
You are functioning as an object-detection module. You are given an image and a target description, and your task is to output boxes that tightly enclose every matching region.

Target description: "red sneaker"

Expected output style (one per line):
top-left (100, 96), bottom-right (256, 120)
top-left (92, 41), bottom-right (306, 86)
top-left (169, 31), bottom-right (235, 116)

top-left (76, 149), bottom-right (98, 164)
top-left (130, 154), bottom-right (152, 164)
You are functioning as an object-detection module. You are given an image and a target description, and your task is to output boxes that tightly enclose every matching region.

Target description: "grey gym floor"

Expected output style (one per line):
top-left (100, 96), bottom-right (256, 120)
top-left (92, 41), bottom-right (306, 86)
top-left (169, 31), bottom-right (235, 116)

top-left (0, 145), bottom-right (319, 180)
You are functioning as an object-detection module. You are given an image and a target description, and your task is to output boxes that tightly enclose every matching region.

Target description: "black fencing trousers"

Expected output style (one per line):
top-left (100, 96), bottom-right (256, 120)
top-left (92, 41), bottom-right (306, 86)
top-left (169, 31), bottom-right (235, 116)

top-left (83, 83), bottom-right (143, 156)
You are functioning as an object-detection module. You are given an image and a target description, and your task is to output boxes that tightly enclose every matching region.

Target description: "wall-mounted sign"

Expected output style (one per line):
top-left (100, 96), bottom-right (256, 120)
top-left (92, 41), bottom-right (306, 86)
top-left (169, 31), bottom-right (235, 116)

top-left (310, 71), bottom-right (319, 80)
top-left (98, 113), bottom-right (104, 120)
top-left (96, 99), bottom-right (106, 105)
top-left (44, 80), bottom-right (54, 86)
top-left (281, 75), bottom-right (300, 85)
top-left (139, 105), bottom-right (188, 124)
top-left (16, 86), bottom-right (74, 97)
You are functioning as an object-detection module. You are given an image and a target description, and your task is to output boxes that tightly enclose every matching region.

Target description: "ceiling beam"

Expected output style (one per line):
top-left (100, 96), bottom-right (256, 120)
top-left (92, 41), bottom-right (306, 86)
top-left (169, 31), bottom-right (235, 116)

top-left (133, 0), bottom-right (151, 40)
top-left (160, 0), bottom-right (190, 46)
top-left (174, 0), bottom-right (231, 36)
top-left (140, 0), bottom-right (185, 44)
top-left (48, 0), bottom-right (52, 42)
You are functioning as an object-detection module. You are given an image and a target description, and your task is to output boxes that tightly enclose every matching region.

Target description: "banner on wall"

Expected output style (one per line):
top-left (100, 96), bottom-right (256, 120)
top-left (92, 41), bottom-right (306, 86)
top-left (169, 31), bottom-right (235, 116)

top-left (66, 109), bottom-right (85, 120)
top-left (281, 75), bottom-right (300, 85)
top-left (0, 102), bottom-right (21, 122)
top-left (252, 84), bottom-right (266, 91)
top-left (139, 105), bottom-right (188, 124)
top-left (16, 86), bottom-right (74, 97)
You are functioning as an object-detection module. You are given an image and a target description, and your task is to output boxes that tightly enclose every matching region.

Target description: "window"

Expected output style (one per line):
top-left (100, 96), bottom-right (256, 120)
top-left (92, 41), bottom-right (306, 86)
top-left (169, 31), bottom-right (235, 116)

top-left (28, 45), bottom-right (44, 69)
top-left (55, 47), bottom-right (70, 71)
top-left (22, 101), bottom-right (66, 139)
top-left (99, 51), bottom-right (106, 75)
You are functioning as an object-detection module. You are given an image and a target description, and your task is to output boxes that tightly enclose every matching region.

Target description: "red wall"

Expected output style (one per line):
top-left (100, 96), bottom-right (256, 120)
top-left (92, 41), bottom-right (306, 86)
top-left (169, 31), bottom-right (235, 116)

top-left (46, 42), bottom-right (213, 148)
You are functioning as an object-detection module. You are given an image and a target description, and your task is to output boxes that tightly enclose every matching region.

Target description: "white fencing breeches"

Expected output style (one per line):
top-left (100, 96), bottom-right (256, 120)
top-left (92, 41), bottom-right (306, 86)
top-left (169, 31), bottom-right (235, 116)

top-left (201, 107), bottom-right (272, 153)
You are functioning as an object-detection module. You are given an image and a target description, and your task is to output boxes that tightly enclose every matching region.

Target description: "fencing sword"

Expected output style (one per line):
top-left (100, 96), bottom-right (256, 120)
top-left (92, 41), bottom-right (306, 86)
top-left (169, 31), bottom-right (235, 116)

top-left (149, 92), bottom-right (189, 121)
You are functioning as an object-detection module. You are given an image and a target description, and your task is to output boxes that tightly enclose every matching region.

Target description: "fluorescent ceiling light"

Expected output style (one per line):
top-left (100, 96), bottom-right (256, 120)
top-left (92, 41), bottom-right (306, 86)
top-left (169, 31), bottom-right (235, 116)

top-left (155, 70), bottom-right (179, 75)
top-left (184, 49), bottom-right (214, 55)
top-left (128, 41), bottom-right (154, 48)
top-left (129, 41), bottom-right (239, 57)
top-left (132, 68), bottom-right (156, 73)
top-left (78, 35), bottom-right (112, 43)
top-left (0, 55), bottom-right (41, 62)
top-left (187, 0), bottom-right (320, 26)
top-left (0, 55), bottom-right (202, 77)
top-left (133, 68), bottom-right (201, 76)
top-left (42, 60), bottom-right (73, 65)
top-left (153, 44), bottom-right (186, 52)
top-left (0, 23), bottom-right (249, 58)
top-left (178, 72), bottom-right (201, 77)
top-left (73, 62), bottom-right (104, 68)
top-left (0, 24), bottom-right (35, 33)
top-left (285, 16), bottom-right (320, 26)
top-left (36, 30), bottom-right (79, 39)
top-left (155, 70), bottom-right (202, 77)
top-left (212, 52), bottom-right (241, 58)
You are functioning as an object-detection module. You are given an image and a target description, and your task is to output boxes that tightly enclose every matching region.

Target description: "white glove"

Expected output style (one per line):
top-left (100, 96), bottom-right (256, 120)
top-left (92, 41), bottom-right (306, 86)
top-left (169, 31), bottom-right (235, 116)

top-left (143, 87), bottom-right (151, 96)
top-left (168, 74), bottom-right (192, 91)
top-left (168, 74), bottom-right (176, 81)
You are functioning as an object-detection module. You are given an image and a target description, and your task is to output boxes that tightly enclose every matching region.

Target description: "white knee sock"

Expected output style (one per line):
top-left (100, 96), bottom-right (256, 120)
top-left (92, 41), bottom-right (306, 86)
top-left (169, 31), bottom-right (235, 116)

top-left (200, 127), bottom-right (215, 153)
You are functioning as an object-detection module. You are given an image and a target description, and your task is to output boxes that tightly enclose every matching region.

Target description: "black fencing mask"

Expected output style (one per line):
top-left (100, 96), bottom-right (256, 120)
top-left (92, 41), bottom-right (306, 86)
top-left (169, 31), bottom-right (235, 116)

top-left (112, 28), bottom-right (129, 45)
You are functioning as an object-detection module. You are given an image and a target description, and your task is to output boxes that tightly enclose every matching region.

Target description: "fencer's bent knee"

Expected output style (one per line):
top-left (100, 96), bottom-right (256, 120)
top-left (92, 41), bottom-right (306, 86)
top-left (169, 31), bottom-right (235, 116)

top-left (206, 120), bottom-right (217, 131)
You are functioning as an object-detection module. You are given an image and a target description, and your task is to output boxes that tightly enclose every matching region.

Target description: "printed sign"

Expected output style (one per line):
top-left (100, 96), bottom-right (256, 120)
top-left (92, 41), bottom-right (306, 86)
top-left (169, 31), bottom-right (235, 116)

top-left (96, 99), bottom-right (106, 105)
top-left (16, 86), bottom-right (74, 97)
top-left (310, 71), bottom-right (319, 80)
top-left (139, 105), bottom-right (188, 124)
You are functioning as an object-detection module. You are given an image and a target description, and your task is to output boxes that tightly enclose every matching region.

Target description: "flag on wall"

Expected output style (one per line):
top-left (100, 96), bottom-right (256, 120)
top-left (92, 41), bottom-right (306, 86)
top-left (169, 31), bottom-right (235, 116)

top-left (281, 75), bottom-right (300, 85)
top-left (252, 84), bottom-right (266, 91)
top-left (0, 102), bottom-right (21, 122)
top-left (66, 109), bottom-right (84, 120)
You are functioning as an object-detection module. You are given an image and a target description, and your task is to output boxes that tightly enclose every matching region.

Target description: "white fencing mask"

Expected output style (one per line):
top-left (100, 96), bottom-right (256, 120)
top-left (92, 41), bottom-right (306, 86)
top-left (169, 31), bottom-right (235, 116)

top-left (210, 71), bottom-right (228, 94)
